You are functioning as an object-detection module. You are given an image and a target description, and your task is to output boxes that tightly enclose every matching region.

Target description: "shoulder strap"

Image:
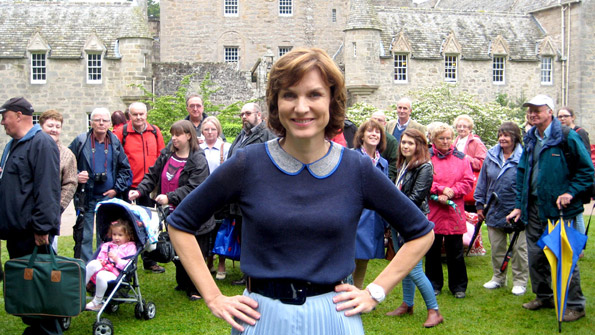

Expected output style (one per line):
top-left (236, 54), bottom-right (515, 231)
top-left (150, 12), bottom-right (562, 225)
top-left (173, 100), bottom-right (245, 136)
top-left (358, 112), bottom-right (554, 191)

top-left (75, 133), bottom-right (88, 159)
top-left (122, 123), bottom-right (158, 147)
top-left (220, 142), bottom-right (225, 164)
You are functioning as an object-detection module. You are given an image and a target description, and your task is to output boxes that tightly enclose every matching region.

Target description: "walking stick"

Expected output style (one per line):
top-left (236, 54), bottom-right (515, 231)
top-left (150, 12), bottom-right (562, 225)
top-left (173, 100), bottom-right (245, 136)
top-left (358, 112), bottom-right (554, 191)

top-left (467, 192), bottom-right (499, 256)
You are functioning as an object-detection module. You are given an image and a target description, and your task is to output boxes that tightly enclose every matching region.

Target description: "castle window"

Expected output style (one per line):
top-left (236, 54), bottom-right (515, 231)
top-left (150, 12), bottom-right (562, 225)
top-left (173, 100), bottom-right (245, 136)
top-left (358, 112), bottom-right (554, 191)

top-left (87, 53), bottom-right (102, 84)
top-left (393, 54), bottom-right (408, 83)
top-left (541, 56), bottom-right (553, 85)
top-left (332, 9), bottom-right (337, 23)
top-left (32, 113), bottom-right (41, 125)
top-left (444, 55), bottom-right (457, 83)
top-left (31, 52), bottom-right (47, 84)
top-left (279, 47), bottom-right (292, 57)
top-left (279, 0), bottom-right (293, 16)
top-left (224, 46), bottom-right (239, 65)
top-left (493, 56), bottom-right (505, 84)
top-left (224, 0), bottom-right (238, 16)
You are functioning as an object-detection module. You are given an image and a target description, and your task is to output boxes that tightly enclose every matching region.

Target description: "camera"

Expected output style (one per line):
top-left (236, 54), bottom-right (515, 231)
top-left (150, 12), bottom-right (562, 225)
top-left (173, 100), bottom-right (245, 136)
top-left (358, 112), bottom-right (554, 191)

top-left (94, 172), bottom-right (107, 183)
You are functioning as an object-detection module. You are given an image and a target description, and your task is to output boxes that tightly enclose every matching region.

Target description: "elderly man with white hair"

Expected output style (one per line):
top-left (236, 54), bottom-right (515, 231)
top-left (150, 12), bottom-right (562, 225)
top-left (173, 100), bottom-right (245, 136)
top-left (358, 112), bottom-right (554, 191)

top-left (69, 107), bottom-right (132, 263)
top-left (386, 97), bottom-right (427, 143)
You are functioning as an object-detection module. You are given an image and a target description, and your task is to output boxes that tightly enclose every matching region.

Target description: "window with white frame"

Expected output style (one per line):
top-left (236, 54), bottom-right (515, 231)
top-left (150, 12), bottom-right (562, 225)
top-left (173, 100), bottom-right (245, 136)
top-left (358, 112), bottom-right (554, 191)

top-left (493, 56), bottom-right (505, 84)
top-left (541, 56), bottom-right (553, 85)
top-left (87, 53), bottom-right (102, 84)
top-left (32, 113), bottom-right (41, 125)
top-left (394, 54), bottom-right (408, 82)
top-left (31, 52), bottom-right (47, 84)
top-left (279, 0), bottom-right (293, 16)
top-left (444, 55), bottom-right (457, 83)
top-left (224, 0), bottom-right (238, 16)
top-left (332, 9), bottom-right (337, 22)
top-left (279, 47), bottom-right (292, 57)
top-left (224, 46), bottom-right (239, 65)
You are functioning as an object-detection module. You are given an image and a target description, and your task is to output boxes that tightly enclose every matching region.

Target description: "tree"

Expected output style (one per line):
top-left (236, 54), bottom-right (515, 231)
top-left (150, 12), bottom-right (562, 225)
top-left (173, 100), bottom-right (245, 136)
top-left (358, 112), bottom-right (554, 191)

top-left (147, 0), bottom-right (159, 19)
top-left (407, 85), bottom-right (524, 147)
top-left (131, 73), bottom-right (248, 142)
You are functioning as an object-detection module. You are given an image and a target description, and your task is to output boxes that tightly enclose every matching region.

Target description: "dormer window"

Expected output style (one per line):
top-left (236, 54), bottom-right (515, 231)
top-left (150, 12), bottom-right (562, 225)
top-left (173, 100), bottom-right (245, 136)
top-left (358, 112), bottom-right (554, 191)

top-left (541, 56), bottom-right (553, 85)
top-left (444, 55), bottom-right (457, 83)
top-left (87, 53), bottom-right (102, 84)
top-left (31, 52), bottom-right (47, 84)
top-left (493, 56), bottom-right (505, 84)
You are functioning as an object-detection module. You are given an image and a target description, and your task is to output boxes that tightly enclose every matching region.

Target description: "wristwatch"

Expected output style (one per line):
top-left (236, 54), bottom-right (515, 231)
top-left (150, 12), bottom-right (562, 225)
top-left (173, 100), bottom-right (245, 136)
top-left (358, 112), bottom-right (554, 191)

top-left (366, 283), bottom-right (386, 303)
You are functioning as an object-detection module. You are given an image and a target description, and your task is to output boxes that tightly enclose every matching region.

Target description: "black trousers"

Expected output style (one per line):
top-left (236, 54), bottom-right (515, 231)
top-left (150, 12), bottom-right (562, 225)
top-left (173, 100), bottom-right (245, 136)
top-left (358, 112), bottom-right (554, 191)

top-left (6, 233), bottom-right (63, 335)
top-left (425, 234), bottom-right (468, 294)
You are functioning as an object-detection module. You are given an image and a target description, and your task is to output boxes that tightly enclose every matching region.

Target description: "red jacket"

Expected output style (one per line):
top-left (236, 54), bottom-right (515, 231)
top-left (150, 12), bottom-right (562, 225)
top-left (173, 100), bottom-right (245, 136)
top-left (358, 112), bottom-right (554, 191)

top-left (454, 134), bottom-right (487, 172)
top-left (114, 122), bottom-right (165, 188)
top-left (428, 144), bottom-right (474, 235)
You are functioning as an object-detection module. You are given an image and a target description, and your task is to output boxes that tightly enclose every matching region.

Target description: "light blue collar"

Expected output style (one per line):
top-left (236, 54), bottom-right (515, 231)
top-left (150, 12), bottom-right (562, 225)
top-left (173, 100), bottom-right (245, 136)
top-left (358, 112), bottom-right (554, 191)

top-left (265, 139), bottom-right (343, 179)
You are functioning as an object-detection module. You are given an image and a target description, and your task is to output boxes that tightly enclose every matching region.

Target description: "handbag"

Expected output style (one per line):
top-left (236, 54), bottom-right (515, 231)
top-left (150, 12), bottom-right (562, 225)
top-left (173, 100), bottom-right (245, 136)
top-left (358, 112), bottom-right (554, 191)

top-left (212, 218), bottom-right (241, 261)
top-left (4, 245), bottom-right (86, 317)
top-left (463, 170), bottom-right (480, 204)
top-left (147, 230), bottom-right (175, 263)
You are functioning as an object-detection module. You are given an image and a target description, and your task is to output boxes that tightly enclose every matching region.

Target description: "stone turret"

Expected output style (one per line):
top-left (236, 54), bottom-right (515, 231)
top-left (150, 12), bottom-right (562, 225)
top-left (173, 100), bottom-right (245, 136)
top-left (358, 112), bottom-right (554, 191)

top-left (343, 0), bottom-right (383, 101)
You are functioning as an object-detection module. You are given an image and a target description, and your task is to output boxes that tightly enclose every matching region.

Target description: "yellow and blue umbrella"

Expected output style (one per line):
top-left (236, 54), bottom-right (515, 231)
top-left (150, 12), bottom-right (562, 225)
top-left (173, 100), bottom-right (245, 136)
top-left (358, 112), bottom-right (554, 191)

top-left (537, 217), bottom-right (587, 332)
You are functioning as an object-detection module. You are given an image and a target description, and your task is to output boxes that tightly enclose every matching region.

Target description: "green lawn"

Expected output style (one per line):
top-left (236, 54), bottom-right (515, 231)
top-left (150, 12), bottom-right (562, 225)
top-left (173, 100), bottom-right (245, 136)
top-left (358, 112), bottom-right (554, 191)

top-left (1, 225), bottom-right (594, 335)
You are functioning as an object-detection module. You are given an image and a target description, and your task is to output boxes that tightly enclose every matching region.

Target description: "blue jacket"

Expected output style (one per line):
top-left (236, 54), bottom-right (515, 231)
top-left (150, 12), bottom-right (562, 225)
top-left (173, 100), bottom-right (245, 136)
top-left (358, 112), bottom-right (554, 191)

top-left (0, 125), bottom-right (61, 239)
top-left (516, 118), bottom-right (594, 223)
top-left (474, 143), bottom-right (522, 228)
top-left (69, 130), bottom-right (132, 207)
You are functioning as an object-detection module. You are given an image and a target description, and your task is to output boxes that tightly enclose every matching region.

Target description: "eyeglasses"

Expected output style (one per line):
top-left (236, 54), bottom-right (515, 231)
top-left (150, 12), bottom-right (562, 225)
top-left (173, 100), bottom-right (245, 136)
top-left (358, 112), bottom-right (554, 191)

top-left (557, 114), bottom-right (571, 119)
top-left (437, 137), bottom-right (452, 142)
top-left (239, 111), bottom-right (255, 117)
top-left (188, 104), bottom-right (202, 109)
top-left (92, 119), bottom-right (110, 123)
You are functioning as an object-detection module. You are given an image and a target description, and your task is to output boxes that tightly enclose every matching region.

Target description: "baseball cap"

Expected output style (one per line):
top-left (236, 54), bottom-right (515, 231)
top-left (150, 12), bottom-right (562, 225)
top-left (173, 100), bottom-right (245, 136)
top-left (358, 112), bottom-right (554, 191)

top-left (0, 97), bottom-right (35, 115)
top-left (522, 94), bottom-right (555, 111)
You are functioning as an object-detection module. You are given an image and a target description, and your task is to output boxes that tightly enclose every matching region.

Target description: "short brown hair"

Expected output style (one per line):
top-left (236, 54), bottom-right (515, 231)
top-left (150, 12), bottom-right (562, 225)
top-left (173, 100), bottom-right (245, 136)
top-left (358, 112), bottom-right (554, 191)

top-left (498, 122), bottom-right (522, 147)
top-left (39, 109), bottom-right (63, 126)
top-left (170, 120), bottom-right (199, 153)
top-left (266, 48), bottom-right (346, 139)
top-left (353, 119), bottom-right (387, 153)
top-left (397, 128), bottom-right (431, 170)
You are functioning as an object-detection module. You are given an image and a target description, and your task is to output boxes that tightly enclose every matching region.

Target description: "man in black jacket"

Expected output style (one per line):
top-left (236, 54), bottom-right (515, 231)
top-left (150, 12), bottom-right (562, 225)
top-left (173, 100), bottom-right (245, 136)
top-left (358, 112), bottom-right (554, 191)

top-left (0, 97), bottom-right (62, 334)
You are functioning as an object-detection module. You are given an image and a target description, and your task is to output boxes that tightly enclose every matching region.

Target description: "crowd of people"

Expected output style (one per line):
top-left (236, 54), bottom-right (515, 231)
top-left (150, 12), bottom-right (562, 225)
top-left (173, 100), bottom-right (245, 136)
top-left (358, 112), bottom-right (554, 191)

top-left (0, 47), bottom-right (592, 334)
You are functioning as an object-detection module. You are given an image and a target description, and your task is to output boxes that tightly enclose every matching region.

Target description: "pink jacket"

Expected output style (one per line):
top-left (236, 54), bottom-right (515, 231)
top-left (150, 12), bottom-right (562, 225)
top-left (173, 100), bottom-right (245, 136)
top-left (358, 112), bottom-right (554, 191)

top-left (429, 144), bottom-right (474, 235)
top-left (454, 134), bottom-right (487, 172)
top-left (95, 241), bottom-right (137, 276)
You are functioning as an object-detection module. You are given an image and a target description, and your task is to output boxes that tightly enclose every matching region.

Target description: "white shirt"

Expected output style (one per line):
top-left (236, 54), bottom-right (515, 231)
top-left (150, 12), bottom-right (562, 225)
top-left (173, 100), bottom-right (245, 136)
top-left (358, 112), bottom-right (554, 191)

top-left (200, 138), bottom-right (231, 173)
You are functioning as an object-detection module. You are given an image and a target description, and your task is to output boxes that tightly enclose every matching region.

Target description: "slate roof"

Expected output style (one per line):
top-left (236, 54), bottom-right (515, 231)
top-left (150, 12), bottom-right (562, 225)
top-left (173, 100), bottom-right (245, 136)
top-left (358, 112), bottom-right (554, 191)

top-left (376, 8), bottom-right (546, 61)
top-left (346, 0), bottom-right (383, 31)
top-left (0, 1), bottom-right (151, 59)
top-left (431, 0), bottom-right (580, 13)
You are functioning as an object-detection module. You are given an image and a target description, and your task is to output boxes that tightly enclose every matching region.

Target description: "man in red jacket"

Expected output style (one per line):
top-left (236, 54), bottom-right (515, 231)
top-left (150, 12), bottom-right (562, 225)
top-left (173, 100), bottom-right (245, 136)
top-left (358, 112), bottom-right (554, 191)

top-left (114, 101), bottom-right (166, 273)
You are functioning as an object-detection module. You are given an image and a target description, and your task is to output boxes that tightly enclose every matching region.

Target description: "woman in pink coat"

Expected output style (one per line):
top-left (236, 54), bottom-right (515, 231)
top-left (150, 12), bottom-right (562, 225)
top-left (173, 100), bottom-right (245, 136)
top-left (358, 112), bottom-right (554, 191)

top-left (453, 114), bottom-right (487, 211)
top-left (426, 123), bottom-right (473, 298)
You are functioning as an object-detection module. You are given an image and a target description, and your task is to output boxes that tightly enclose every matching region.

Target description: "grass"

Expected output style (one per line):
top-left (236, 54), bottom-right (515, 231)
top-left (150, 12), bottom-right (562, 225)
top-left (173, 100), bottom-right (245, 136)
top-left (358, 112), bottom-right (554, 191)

top-left (1, 224), bottom-right (594, 335)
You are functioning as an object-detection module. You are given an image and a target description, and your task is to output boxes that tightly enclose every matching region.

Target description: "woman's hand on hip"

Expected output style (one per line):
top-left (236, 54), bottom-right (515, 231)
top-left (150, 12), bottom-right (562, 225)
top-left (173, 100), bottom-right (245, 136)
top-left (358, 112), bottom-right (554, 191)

top-left (332, 283), bottom-right (378, 316)
top-left (207, 293), bottom-right (260, 332)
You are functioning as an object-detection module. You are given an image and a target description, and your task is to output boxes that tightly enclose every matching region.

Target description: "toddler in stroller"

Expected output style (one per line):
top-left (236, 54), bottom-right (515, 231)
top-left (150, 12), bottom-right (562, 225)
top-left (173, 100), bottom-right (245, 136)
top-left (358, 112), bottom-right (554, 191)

top-left (85, 198), bottom-right (158, 334)
top-left (85, 218), bottom-right (137, 311)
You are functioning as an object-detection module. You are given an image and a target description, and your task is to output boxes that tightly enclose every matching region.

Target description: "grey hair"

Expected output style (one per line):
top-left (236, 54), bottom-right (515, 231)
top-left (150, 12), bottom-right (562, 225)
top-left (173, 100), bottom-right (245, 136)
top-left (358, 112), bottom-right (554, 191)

top-left (90, 107), bottom-right (111, 121)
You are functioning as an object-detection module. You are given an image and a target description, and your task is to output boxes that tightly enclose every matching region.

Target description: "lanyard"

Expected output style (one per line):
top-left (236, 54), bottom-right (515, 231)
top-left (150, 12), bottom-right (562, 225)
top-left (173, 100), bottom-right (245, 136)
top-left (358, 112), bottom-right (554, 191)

top-left (91, 132), bottom-right (110, 172)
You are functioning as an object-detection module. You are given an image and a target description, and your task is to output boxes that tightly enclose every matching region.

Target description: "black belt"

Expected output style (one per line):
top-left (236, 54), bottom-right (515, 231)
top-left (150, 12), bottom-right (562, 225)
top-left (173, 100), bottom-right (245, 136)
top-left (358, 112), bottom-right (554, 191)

top-left (247, 277), bottom-right (340, 305)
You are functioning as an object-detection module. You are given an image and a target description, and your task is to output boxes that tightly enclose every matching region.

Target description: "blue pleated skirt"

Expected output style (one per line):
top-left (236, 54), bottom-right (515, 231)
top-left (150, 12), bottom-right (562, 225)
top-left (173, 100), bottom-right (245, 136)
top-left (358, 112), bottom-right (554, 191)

top-left (231, 290), bottom-right (365, 335)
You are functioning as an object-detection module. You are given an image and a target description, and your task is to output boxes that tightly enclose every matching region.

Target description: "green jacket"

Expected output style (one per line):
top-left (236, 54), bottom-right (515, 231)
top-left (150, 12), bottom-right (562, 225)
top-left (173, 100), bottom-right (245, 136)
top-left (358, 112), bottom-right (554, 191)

top-left (516, 118), bottom-right (594, 223)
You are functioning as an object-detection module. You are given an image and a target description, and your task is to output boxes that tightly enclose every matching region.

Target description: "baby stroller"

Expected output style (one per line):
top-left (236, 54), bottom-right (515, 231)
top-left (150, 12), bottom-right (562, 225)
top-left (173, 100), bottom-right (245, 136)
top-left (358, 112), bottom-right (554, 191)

top-left (87, 198), bottom-right (159, 335)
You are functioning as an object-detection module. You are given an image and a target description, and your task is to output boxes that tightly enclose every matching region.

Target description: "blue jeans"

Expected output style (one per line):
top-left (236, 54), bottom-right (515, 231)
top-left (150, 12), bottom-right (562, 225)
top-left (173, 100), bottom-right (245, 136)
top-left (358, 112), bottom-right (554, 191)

top-left (80, 195), bottom-right (109, 263)
top-left (391, 228), bottom-right (439, 310)
top-left (574, 213), bottom-right (586, 234)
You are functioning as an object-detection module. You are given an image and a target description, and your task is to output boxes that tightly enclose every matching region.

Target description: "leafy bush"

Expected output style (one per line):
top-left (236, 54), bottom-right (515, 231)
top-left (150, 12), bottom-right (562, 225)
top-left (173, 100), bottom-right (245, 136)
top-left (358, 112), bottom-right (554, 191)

top-left (407, 85), bottom-right (524, 147)
top-left (131, 73), bottom-right (250, 142)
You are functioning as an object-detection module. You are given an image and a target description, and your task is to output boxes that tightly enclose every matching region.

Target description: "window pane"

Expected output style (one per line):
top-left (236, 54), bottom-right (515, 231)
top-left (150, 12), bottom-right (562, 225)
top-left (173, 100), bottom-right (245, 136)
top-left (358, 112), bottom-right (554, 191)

top-left (88, 54), bottom-right (102, 82)
top-left (493, 56), bottom-right (505, 83)
top-left (224, 47), bottom-right (239, 64)
top-left (31, 53), bottom-right (46, 82)
top-left (541, 57), bottom-right (552, 84)
top-left (224, 0), bottom-right (238, 15)
top-left (280, 0), bottom-right (292, 15)
top-left (279, 47), bottom-right (292, 57)
top-left (394, 54), bottom-right (407, 82)
top-left (445, 55), bottom-right (457, 82)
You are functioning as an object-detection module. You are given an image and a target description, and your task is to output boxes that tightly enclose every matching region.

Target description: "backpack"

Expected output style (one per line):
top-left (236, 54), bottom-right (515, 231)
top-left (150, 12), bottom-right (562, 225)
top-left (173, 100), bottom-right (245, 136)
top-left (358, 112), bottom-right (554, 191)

top-left (560, 126), bottom-right (595, 203)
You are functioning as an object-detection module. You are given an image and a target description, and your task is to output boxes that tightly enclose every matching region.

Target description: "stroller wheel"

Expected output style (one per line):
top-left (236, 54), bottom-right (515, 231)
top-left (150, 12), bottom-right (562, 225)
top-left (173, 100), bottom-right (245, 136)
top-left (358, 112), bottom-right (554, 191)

top-left (105, 302), bottom-right (119, 314)
top-left (143, 301), bottom-right (156, 320)
top-left (59, 317), bottom-right (71, 331)
top-left (93, 318), bottom-right (114, 335)
top-left (134, 300), bottom-right (145, 320)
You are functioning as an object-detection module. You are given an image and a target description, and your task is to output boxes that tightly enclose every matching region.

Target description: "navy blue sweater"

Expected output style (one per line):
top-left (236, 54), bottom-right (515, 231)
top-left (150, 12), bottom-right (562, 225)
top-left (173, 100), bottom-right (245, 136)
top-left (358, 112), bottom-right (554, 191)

top-left (168, 141), bottom-right (433, 284)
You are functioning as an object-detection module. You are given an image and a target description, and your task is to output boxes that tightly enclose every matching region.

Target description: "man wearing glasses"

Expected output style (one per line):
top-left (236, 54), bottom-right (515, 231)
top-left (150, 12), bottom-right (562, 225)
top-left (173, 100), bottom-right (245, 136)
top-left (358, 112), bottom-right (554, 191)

top-left (69, 108), bottom-right (132, 263)
top-left (226, 102), bottom-right (276, 285)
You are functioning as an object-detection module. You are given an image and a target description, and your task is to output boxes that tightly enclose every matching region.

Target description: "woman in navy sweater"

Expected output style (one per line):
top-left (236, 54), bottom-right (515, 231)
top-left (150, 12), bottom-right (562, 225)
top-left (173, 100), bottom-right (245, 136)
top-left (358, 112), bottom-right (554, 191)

top-left (167, 48), bottom-right (434, 334)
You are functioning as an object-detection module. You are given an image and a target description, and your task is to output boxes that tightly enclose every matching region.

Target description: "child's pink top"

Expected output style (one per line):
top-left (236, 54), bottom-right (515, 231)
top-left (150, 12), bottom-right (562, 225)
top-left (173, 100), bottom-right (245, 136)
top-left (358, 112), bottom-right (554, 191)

top-left (96, 241), bottom-right (137, 272)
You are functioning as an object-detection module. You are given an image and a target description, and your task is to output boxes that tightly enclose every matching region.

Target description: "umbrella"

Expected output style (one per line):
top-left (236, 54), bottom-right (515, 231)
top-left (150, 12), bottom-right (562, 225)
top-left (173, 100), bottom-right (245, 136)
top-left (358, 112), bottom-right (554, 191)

top-left (466, 192), bottom-right (499, 256)
top-left (537, 216), bottom-right (587, 332)
top-left (72, 187), bottom-right (86, 259)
